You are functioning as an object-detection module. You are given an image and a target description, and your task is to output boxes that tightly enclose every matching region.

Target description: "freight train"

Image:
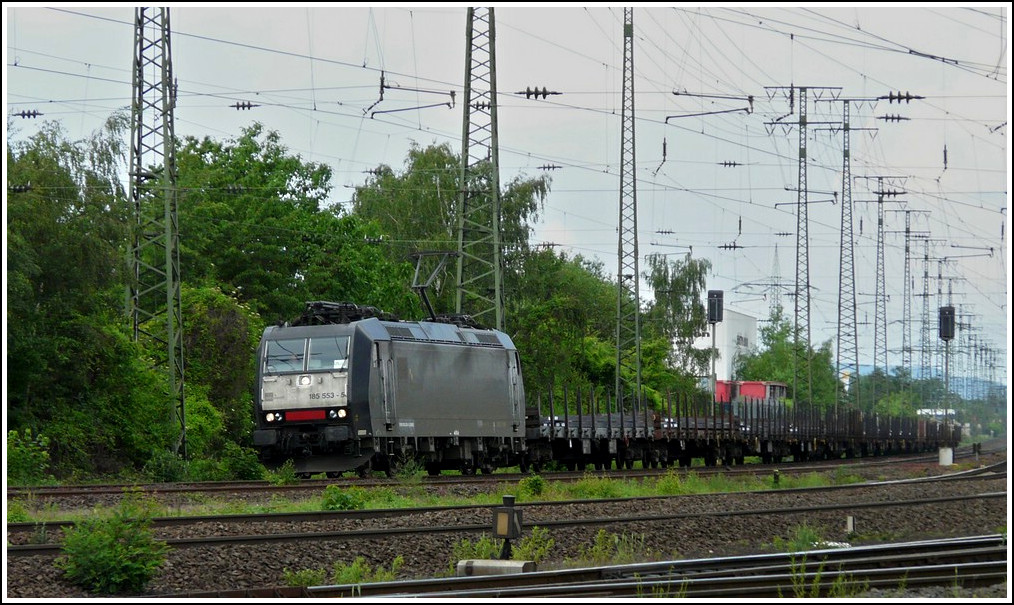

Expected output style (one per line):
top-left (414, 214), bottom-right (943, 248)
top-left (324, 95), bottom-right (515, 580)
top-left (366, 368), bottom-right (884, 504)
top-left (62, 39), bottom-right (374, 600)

top-left (253, 301), bottom-right (961, 477)
top-left (253, 301), bottom-right (525, 477)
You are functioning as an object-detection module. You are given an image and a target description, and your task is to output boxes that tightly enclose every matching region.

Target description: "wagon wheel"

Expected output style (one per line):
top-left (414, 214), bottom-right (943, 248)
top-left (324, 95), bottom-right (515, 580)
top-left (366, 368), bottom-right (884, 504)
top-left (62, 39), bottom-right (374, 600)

top-left (356, 460), bottom-right (372, 478)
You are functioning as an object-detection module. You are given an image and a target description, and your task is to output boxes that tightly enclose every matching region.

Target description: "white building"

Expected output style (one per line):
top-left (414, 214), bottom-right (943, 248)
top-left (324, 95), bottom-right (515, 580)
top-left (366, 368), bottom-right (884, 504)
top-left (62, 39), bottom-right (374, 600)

top-left (693, 307), bottom-right (758, 384)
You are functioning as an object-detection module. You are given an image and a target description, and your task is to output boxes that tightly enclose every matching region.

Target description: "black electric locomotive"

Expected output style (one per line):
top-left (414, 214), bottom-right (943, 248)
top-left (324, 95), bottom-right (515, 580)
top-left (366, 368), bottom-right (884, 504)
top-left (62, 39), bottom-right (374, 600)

top-left (253, 301), bottom-right (526, 477)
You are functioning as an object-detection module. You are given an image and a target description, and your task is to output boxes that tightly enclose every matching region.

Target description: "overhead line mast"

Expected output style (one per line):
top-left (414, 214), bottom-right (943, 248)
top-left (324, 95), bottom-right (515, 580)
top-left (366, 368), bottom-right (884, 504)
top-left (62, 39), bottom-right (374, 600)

top-left (836, 100), bottom-right (858, 413)
top-left (766, 85), bottom-right (842, 407)
top-left (456, 7), bottom-right (503, 330)
top-left (128, 7), bottom-right (186, 458)
top-left (615, 7), bottom-right (643, 407)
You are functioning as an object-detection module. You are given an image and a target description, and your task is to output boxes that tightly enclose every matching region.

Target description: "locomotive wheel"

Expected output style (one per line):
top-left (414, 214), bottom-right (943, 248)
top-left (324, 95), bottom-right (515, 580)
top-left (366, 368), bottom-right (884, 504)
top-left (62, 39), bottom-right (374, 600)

top-left (461, 461), bottom-right (476, 476)
top-left (425, 462), bottom-right (441, 476)
top-left (326, 471), bottom-right (342, 479)
top-left (356, 461), bottom-right (372, 478)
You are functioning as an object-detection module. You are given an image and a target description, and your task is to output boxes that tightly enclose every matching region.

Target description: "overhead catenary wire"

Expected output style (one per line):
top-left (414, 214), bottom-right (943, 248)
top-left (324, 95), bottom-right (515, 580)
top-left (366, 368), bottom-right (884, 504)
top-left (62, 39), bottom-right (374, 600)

top-left (7, 6), bottom-right (1006, 370)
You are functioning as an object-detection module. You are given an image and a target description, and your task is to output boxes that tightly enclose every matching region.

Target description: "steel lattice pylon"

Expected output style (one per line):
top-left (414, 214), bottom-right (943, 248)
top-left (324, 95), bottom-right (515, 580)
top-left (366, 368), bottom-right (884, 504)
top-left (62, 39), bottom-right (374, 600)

top-left (128, 7), bottom-right (186, 457)
top-left (836, 100), bottom-right (859, 411)
top-left (770, 243), bottom-right (782, 313)
top-left (920, 240), bottom-right (932, 378)
top-left (615, 7), bottom-right (642, 405)
top-left (901, 211), bottom-right (913, 381)
top-left (455, 7), bottom-right (503, 331)
top-left (793, 87), bottom-right (812, 407)
top-left (873, 179), bottom-right (888, 401)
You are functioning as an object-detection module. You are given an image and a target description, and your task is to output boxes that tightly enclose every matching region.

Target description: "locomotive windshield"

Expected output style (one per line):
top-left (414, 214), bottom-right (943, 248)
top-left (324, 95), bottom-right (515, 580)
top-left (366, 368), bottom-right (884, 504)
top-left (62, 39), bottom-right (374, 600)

top-left (264, 339), bottom-right (306, 373)
top-left (263, 336), bottom-right (350, 373)
top-left (308, 335), bottom-right (349, 371)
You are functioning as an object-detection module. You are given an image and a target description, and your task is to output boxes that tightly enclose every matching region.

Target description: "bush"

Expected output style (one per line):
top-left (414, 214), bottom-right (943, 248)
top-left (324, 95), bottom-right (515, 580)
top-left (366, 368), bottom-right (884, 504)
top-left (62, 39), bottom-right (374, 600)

top-left (654, 470), bottom-right (686, 495)
top-left (55, 492), bottom-right (169, 594)
top-left (185, 457), bottom-right (230, 482)
top-left (7, 499), bottom-right (31, 523)
top-left (774, 522), bottom-right (826, 553)
top-left (6, 428), bottom-right (52, 485)
top-left (143, 448), bottom-right (189, 483)
top-left (322, 485), bottom-right (369, 511)
top-left (221, 442), bottom-right (265, 480)
top-left (446, 534), bottom-right (501, 575)
top-left (518, 474), bottom-right (546, 498)
top-left (265, 459), bottom-right (300, 485)
top-left (568, 529), bottom-right (664, 567)
top-left (446, 526), bottom-right (554, 574)
top-left (332, 556), bottom-right (404, 584)
top-left (514, 525), bottom-right (554, 563)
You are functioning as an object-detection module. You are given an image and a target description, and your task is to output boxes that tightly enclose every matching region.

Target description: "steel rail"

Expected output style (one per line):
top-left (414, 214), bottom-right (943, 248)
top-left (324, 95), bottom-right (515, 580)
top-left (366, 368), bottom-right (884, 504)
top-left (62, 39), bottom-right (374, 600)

top-left (149, 534), bottom-right (1008, 598)
top-left (8, 490), bottom-right (1006, 557)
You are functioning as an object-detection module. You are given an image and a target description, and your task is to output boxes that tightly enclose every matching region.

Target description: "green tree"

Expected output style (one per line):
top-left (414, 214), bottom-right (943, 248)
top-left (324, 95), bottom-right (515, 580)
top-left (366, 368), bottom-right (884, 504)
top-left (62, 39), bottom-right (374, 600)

top-left (733, 304), bottom-right (839, 410)
top-left (509, 249), bottom-right (616, 393)
top-left (352, 142), bottom-right (550, 320)
top-left (174, 123), bottom-right (418, 323)
top-left (7, 116), bottom-right (182, 476)
top-left (642, 253), bottom-right (713, 379)
top-left (181, 285), bottom-right (264, 446)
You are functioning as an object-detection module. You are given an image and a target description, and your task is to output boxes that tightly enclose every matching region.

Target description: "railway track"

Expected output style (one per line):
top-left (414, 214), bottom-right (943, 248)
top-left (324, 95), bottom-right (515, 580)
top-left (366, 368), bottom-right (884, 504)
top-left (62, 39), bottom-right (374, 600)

top-left (5, 440), bottom-right (998, 503)
top-left (7, 468), bottom-right (1006, 556)
top-left (7, 463), bottom-right (1007, 598)
top-left (293, 534), bottom-right (1009, 599)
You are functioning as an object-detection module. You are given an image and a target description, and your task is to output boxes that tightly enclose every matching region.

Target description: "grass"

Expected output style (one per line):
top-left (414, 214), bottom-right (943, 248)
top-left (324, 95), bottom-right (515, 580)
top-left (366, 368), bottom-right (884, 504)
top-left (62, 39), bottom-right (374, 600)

top-left (10, 465), bottom-right (867, 524)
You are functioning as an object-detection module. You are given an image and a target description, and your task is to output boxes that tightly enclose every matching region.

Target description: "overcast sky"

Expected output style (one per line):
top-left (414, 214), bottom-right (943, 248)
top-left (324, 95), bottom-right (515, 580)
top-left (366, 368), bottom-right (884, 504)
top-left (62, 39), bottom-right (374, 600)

top-left (5, 4), bottom-right (1009, 380)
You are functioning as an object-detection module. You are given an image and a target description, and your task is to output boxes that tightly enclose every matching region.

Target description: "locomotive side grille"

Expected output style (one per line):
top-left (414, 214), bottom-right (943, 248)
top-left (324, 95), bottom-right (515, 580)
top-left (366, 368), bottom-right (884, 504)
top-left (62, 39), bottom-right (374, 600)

top-left (387, 326), bottom-right (415, 339)
top-left (475, 333), bottom-right (501, 345)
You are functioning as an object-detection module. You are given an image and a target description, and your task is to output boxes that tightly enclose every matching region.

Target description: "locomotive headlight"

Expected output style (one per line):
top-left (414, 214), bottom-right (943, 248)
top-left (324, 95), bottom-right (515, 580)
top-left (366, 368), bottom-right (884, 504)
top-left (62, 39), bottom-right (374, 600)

top-left (328, 409), bottom-right (338, 420)
top-left (298, 375), bottom-right (312, 386)
top-left (265, 412), bottom-right (283, 423)
top-left (337, 408), bottom-right (348, 419)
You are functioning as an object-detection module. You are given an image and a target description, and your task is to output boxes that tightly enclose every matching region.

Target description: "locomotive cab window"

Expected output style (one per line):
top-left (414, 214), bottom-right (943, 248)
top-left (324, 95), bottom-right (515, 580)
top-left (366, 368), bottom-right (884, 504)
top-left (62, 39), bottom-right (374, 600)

top-left (309, 336), bottom-right (350, 371)
top-left (264, 339), bottom-right (307, 373)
